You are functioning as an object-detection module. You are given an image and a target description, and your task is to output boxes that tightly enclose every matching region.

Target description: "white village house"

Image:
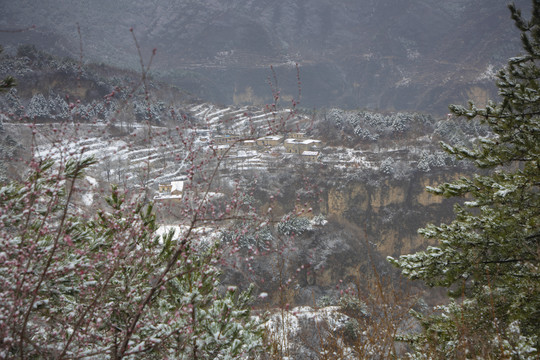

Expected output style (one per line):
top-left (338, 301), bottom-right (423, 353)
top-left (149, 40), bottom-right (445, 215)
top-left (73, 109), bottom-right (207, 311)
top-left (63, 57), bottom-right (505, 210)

top-left (155, 180), bottom-right (184, 201)
top-left (284, 138), bottom-right (322, 154)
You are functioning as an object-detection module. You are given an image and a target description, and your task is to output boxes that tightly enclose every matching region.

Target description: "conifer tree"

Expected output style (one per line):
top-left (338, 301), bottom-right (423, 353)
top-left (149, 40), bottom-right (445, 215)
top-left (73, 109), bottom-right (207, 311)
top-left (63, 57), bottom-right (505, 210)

top-left (389, 1), bottom-right (539, 357)
top-left (0, 45), bottom-right (16, 92)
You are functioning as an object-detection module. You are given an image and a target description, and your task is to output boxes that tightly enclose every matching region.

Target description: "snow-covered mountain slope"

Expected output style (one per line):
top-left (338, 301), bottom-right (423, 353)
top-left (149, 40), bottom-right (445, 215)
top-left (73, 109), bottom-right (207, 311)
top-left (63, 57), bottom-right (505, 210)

top-left (0, 0), bottom-right (529, 113)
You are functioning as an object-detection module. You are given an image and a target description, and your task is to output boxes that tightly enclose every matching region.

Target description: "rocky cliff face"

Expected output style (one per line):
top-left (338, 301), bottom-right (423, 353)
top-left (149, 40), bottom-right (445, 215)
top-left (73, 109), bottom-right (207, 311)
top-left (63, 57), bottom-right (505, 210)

top-left (0, 0), bottom-right (529, 114)
top-left (324, 172), bottom-right (457, 256)
top-left (229, 165), bottom-right (463, 309)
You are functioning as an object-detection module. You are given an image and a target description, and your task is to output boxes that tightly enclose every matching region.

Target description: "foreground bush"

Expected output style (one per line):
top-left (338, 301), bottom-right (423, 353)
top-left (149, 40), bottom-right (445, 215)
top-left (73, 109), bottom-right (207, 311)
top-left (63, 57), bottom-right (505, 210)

top-left (0, 156), bottom-right (264, 359)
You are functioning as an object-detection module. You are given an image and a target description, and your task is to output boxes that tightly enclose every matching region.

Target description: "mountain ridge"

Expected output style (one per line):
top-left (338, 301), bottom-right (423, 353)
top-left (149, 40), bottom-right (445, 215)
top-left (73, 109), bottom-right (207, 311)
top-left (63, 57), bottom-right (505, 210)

top-left (0, 0), bottom-right (528, 113)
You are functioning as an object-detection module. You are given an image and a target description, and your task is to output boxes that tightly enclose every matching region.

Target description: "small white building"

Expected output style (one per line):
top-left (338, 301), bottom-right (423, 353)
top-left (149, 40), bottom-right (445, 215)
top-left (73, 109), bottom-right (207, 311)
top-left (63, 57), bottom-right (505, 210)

top-left (214, 134), bottom-right (240, 145)
top-left (256, 135), bottom-right (283, 147)
top-left (289, 132), bottom-right (306, 139)
top-left (301, 150), bottom-right (319, 161)
top-left (155, 180), bottom-right (184, 201)
top-left (212, 144), bottom-right (231, 156)
top-left (284, 138), bottom-right (322, 154)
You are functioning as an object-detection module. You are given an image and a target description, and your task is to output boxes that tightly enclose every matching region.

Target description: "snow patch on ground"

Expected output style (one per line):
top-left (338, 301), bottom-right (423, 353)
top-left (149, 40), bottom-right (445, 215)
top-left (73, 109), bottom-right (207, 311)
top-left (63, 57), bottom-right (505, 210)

top-left (265, 306), bottom-right (350, 356)
top-left (476, 64), bottom-right (498, 81)
top-left (85, 176), bottom-right (98, 187)
top-left (82, 193), bottom-right (93, 206)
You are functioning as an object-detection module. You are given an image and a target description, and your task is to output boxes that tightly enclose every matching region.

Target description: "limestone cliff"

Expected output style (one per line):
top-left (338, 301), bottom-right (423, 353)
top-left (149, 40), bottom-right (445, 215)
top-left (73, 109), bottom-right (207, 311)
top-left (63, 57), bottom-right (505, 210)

top-left (324, 172), bottom-right (458, 257)
top-left (229, 167), bottom-right (464, 308)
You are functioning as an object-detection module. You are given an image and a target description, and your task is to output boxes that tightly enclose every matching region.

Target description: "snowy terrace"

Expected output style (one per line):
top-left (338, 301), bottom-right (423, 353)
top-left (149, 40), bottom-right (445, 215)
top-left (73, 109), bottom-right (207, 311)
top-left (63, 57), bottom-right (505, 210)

top-left (319, 147), bottom-right (378, 170)
top-left (5, 103), bottom-right (423, 194)
top-left (188, 103), bottom-right (304, 134)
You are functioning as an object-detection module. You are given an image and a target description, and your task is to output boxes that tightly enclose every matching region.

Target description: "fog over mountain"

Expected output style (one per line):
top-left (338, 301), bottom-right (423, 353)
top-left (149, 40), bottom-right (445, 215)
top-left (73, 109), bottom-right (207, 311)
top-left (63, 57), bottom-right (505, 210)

top-left (0, 0), bottom-right (529, 113)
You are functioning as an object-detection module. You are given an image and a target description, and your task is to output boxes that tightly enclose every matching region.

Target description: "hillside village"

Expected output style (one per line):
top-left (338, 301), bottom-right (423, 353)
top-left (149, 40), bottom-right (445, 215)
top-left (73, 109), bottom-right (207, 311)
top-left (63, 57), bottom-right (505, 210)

top-left (154, 102), bottom-right (325, 200)
top-left (152, 101), bottom-right (455, 202)
top-left (3, 91), bottom-right (461, 210)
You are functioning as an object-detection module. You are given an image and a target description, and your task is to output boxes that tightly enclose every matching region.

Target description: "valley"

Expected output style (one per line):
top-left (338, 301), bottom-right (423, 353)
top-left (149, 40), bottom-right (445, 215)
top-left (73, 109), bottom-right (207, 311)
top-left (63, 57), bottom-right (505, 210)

top-left (3, 1), bottom-right (534, 354)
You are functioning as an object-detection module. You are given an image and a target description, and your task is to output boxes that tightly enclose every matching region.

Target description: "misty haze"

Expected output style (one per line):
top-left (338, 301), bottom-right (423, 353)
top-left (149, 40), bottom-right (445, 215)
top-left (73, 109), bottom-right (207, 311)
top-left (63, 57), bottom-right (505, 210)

top-left (0, 0), bottom-right (538, 359)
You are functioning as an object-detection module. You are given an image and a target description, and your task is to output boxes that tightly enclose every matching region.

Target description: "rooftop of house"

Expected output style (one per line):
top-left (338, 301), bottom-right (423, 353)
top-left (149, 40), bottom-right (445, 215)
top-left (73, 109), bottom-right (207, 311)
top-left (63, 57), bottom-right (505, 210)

top-left (285, 138), bottom-right (321, 145)
top-left (215, 134), bottom-right (239, 138)
top-left (154, 194), bottom-right (183, 200)
top-left (257, 135), bottom-right (283, 141)
top-left (171, 181), bottom-right (184, 193)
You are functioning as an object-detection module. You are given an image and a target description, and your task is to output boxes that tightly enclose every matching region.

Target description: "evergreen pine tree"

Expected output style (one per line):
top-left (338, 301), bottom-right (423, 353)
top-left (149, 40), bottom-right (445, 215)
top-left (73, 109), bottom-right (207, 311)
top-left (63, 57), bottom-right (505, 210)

top-left (0, 45), bottom-right (16, 92)
top-left (389, 1), bottom-right (540, 357)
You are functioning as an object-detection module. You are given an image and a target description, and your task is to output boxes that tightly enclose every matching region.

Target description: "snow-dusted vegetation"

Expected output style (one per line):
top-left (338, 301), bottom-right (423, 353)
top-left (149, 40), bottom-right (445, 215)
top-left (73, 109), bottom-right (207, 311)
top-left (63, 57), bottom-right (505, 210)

top-left (1, 0), bottom-right (538, 356)
top-left (0, 44), bottom-right (478, 358)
